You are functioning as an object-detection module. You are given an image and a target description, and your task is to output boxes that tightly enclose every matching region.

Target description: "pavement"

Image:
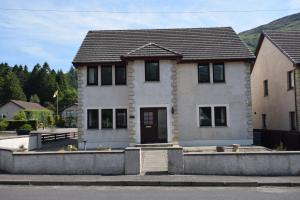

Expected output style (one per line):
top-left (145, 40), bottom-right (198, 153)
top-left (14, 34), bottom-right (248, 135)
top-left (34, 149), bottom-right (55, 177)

top-left (1, 185), bottom-right (300, 200)
top-left (0, 174), bottom-right (300, 187)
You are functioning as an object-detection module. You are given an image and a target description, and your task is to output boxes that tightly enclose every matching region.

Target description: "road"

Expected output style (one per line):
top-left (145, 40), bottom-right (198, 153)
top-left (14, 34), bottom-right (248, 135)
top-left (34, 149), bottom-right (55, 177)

top-left (0, 186), bottom-right (299, 200)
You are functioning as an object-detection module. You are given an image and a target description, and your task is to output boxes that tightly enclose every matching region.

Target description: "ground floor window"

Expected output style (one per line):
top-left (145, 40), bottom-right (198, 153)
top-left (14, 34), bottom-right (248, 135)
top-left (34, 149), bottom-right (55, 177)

top-left (262, 114), bottom-right (267, 129)
top-left (102, 109), bottom-right (113, 129)
top-left (199, 107), bottom-right (212, 126)
top-left (198, 105), bottom-right (228, 127)
top-left (290, 111), bottom-right (296, 131)
top-left (87, 109), bottom-right (99, 129)
top-left (116, 109), bottom-right (127, 128)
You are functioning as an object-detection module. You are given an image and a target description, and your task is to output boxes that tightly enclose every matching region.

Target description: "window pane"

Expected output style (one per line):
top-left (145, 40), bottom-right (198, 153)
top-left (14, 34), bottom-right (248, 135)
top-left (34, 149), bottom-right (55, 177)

top-left (262, 114), bottom-right (267, 129)
top-left (145, 61), bottom-right (159, 81)
top-left (101, 65), bottom-right (112, 85)
top-left (116, 109), bottom-right (127, 128)
top-left (198, 64), bottom-right (210, 83)
top-left (213, 63), bottom-right (225, 82)
top-left (102, 109), bottom-right (113, 128)
top-left (264, 80), bottom-right (268, 96)
top-left (115, 65), bottom-right (126, 85)
top-left (87, 109), bottom-right (99, 129)
top-left (215, 107), bottom-right (227, 126)
top-left (199, 107), bottom-right (211, 126)
top-left (290, 112), bottom-right (296, 131)
top-left (288, 71), bottom-right (294, 89)
top-left (87, 66), bottom-right (98, 85)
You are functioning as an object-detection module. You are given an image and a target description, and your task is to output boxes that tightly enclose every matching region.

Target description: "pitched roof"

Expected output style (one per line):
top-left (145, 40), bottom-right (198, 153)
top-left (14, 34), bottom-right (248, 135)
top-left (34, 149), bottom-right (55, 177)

top-left (73, 27), bottom-right (255, 66)
top-left (10, 100), bottom-right (47, 110)
top-left (256, 30), bottom-right (300, 65)
top-left (122, 43), bottom-right (182, 59)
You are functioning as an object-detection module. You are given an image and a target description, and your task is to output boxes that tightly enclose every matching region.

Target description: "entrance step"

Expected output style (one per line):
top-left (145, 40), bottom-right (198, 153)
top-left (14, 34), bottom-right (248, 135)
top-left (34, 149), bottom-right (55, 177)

top-left (135, 143), bottom-right (173, 148)
top-left (141, 149), bottom-right (168, 174)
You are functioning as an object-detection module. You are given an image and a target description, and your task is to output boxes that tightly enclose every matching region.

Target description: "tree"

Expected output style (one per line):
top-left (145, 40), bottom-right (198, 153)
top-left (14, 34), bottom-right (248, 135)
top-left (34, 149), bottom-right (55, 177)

top-left (30, 94), bottom-right (40, 103)
top-left (0, 70), bottom-right (26, 105)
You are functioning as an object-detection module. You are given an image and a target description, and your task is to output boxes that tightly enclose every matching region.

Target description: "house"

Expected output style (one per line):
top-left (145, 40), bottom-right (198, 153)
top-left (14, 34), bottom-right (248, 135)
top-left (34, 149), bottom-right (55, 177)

top-left (0, 100), bottom-right (47, 119)
top-left (251, 30), bottom-right (299, 132)
top-left (72, 27), bottom-right (255, 149)
top-left (61, 103), bottom-right (78, 127)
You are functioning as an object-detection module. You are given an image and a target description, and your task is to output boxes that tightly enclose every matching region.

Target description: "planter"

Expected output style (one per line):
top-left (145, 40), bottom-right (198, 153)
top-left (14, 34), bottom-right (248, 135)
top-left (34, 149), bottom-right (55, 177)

top-left (16, 129), bottom-right (30, 135)
top-left (216, 146), bottom-right (225, 152)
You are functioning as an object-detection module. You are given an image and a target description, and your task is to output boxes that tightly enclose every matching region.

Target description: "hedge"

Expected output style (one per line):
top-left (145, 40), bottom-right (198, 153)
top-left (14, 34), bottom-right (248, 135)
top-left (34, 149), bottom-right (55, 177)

top-left (14, 109), bottom-right (54, 128)
top-left (6, 120), bottom-right (38, 131)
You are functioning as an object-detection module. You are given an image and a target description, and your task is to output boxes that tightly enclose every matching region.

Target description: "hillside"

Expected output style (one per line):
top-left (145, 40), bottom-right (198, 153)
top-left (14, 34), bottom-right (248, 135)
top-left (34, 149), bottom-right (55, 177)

top-left (239, 12), bottom-right (300, 52)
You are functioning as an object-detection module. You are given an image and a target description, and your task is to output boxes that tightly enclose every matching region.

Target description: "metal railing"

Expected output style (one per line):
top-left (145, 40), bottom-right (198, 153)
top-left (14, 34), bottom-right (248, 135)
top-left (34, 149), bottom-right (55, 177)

top-left (41, 132), bottom-right (77, 143)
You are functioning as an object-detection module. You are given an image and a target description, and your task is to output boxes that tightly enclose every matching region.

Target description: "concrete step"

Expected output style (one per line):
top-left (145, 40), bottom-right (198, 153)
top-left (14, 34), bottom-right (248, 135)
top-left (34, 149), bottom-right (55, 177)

top-left (141, 149), bottom-right (168, 173)
top-left (135, 143), bottom-right (173, 148)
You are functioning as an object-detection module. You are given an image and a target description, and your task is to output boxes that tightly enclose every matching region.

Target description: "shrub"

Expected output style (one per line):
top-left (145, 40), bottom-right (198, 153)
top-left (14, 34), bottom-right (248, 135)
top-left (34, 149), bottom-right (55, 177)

top-left (13, 111), bottom-right (27, 120)
top-left (25, 109), bottom-right (54, 128)
top-left (0, 119), bottom-right (8, 131)
top-left (6, 120), bottom-right (38, 130)
top-left (19, 124), bottom-right (32, 131)
top-left (67, 145), bottom-right (78, 151)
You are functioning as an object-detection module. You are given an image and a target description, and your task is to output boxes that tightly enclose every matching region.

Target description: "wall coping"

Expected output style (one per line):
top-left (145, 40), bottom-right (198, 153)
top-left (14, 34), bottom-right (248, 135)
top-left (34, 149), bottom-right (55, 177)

top-left (12, 150), bottom-right (124, 156)
top-left (0, 147), bottom-right (15, 152)
top-left (0, 135), bottom-right (35, 140)
top-left (184, 151), bottom-right (300, 156)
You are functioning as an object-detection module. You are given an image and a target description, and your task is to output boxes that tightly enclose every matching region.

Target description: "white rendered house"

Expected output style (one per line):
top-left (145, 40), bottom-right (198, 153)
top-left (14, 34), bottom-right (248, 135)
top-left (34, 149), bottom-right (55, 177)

top-left (73, 27), bottom-right (255, 149)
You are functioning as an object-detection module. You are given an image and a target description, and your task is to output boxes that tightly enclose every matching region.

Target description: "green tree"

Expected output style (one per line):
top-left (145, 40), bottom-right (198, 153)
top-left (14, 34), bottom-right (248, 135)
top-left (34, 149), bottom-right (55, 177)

top-left (30, 94), bottom-right (40, 103)
top-left (0, 70), bottom-right (26, 105)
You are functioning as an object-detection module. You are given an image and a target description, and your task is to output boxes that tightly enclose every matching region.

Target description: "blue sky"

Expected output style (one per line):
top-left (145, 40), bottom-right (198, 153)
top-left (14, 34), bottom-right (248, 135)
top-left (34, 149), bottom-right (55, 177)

top-left (0, 0), bottom-right (300, 72)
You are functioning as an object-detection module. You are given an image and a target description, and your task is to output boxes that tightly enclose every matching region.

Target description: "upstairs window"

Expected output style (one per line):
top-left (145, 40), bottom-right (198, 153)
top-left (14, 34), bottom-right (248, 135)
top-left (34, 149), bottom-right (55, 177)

top-left (213, 63), bottom-right (225, 83)
top-left (87, 66), bottom-right (98, 85)
top-left (101, 65), bottom-right (112, 85)
top-left (115, 65), bottom-right (127, 85)
top-left (102, 109), bottom-right (113, 129)
top-left (145, 61), bottom-right (159, 81)
top-left (264, 80), bottom-right (268, 97)
top-left (199, 107), bottom-right (212, 126)
top-left (87, 109), bottom-right (99, 129)
top-left (288, 71), bottom-right (294, 90)
top-left (214, 106), bottom-right (227, 126)
top-left (116, 109), bottom-right (127, 128)
top-left (198, 64), bottom-right (210, 83)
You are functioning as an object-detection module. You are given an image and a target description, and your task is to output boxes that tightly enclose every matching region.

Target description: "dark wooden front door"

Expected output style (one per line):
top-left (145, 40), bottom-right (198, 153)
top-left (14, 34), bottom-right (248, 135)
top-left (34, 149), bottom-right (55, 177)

top-left (140, 107), bottom-right (167, 144)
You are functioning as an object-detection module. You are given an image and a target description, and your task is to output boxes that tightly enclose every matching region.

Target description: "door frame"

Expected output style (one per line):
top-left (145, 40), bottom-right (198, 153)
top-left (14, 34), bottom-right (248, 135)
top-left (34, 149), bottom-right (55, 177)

top-left (136, 104), bottom-right (171, 144)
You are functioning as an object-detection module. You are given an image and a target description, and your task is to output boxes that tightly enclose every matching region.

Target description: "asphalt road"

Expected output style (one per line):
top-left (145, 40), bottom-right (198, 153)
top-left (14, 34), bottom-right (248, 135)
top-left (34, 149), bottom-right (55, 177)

top-left (0, 186), bottom-right (299, 200)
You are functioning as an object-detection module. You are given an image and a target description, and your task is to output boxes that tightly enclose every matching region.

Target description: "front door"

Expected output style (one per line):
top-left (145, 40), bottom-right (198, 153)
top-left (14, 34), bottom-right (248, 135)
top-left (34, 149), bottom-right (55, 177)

top-left (140, 107), bottom-right (167, 144)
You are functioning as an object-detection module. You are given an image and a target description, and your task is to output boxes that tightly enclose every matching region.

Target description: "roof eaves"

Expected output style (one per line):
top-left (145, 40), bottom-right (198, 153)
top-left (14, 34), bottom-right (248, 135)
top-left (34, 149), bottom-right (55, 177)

top-left (262, 31), bottom-right (298, 65)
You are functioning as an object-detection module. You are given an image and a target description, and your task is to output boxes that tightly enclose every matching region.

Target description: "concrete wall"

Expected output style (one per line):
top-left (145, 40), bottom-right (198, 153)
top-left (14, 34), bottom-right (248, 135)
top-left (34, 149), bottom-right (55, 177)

top-left (0, 149), bottom-right (14, 172)
top-left (78, 65), bottom-right (129, 149)
top-left (251, 37), bottom-right (296, 130)
top-left (0, 135), bottom-right (40, 150)
top-left (0, 102), bottom-right (22, 119)
top-left (0, 148), bottom-right (141, 175)
top-left (177, 62), bottom-right (252, 146)
top-left (183, 152), bottom-right (300, 176)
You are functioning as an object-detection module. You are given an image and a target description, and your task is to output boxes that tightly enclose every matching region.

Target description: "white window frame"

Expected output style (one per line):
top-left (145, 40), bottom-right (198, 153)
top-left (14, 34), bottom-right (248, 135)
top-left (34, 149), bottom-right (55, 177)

top-left (197, 104), bottom-right (230, 128)
top-left (85, 107), bottom-right (128, 130)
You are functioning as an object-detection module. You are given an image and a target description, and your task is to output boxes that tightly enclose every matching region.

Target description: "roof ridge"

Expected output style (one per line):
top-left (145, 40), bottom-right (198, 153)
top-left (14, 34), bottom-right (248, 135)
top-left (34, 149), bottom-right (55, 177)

top-left (89, 26), bottom-right (233, 33)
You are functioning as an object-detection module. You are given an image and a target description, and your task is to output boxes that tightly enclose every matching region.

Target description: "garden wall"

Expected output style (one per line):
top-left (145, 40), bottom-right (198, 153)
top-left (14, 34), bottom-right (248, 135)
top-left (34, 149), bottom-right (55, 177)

top-left (0, 147), bottom-right (141, 175)
top-left (0, 134), bottom-right (40, 150)
top-left (168, 147), bottom-right (300, 176)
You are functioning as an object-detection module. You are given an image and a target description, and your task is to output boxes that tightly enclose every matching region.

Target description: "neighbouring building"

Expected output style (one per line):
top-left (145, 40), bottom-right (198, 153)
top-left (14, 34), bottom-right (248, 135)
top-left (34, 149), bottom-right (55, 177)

top-left (0, 100), bottom-right (47, 119)
top-left (251, 30), bottom-right (299, 132)
top-left (72, 27), bottom-right (255, 149)
top-left (61, 103), bottom-right (78, 127)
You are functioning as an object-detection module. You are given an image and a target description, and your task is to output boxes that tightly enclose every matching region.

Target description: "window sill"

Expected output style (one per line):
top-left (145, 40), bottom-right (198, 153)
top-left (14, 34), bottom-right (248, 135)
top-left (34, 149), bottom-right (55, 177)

top-left (86, 85), bottom-right (99, 87)
top-left (116, 127), bottom-right (128, 129)
top-left (144, 81), bottom-right (160, 83)
top-left (87, 128), bottom-right (99, 130)
top-left (287, 87), bottom-right (294, 91)
top-left (213, 81), bottom-right (226, 84)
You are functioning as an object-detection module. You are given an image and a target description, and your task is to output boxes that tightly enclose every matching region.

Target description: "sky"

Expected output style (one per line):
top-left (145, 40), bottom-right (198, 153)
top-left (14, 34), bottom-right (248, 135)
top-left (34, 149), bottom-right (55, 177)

top-left (0, 0), bottom-right (300, 72)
